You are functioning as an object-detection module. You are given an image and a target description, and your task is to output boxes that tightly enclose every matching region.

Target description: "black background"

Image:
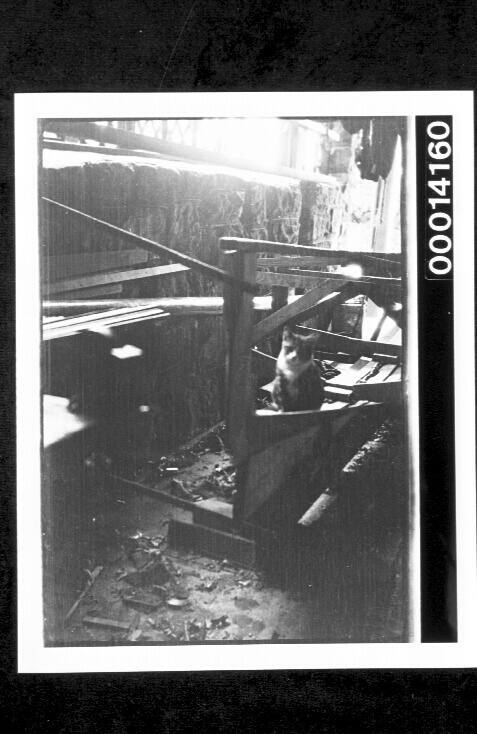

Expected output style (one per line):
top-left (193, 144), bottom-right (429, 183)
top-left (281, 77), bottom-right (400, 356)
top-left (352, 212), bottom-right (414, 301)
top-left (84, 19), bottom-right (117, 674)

top-left (1, 0), bottom-right (476, 730)
top-left (416, 116), bottom-right (456, 642)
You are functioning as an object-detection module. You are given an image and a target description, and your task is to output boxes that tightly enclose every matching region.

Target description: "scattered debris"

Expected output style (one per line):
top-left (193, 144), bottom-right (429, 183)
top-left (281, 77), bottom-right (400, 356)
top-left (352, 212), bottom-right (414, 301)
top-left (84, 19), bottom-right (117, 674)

top-left (121, 588), bottom-right (163, 612)
top-left (238, 579), bottom-right (252, 588)
top-left (234, 596), bottom-right (259, 611)
top-left (210, 615), bottom-right (230, 629)
top-left (130, 548), bottom-right (152, 569)
top-left (122, 558), bottom-right (171, 587)
top-left (166, 597), bottom-right (189, 609)
top-left (171, 585), bottom-right (189, 600)
top-left (198, 579), bottom-right (217, 592)
top-left (186, 618), bottom-right (207, 641)
top-left (271, 631), bottom-right (280, 640)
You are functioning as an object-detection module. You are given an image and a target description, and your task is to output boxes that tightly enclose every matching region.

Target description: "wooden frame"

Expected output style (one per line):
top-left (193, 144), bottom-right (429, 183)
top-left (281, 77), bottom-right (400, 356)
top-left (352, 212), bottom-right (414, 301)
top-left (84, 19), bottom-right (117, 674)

top-left (220, 236), bottom-right (403, 524)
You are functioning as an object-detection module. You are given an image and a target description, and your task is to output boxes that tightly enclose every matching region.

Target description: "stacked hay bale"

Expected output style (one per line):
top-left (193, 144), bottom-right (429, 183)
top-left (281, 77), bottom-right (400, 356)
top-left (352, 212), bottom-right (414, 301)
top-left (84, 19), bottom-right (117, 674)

top-left (298, 179), bottom-right (344, 246)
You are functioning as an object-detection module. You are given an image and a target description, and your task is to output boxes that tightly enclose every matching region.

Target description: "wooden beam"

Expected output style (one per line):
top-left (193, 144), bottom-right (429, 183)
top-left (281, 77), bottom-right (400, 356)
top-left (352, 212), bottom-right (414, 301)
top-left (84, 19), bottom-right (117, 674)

top-left (43, 138), bottom-right (170, 161)
top-left (280, 268), bottom-right (402, 290)
top-left (257, 270), bottom-right (328, 289)
top-left (168, 519), bottom-right (256, 568)
top-left (41, 197), bottom-right (259, 294)
top-left (43, 120), bottom-right (338, 187)
top-left (44, 248), bottom-right (150, 280)
top-left (252, 281), bottom-right (354, 344)
top-left (296, 325), bottom-right (402, 359)
top-left (46, 263), bottom-right (189, 294)
top-left (43, 306), bottom-right (170, 340)
top-left (257, 253), bottom-right (402, 276)
top-left (42, 294), bottom-right (305, 317)
top-left (258, 255), bottom-right (345, 268)
top-left (220, 237), bottom-right (402, 260)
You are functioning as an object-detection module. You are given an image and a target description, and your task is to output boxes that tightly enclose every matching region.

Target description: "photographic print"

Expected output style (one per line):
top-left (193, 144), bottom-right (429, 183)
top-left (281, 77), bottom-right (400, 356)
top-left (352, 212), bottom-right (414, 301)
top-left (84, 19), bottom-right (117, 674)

top-left (16, 92), bottom-right (475, 671)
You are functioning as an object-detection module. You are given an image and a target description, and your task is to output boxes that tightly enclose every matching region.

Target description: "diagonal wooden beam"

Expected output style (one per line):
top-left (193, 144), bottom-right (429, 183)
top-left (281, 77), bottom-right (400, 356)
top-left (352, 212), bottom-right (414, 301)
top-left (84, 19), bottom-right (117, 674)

top-left (47, 263), bottom-right (189, 294)
top-left (41, 197), bottom-right (259, 294)
top-left (251, 280), bottom-right (359, 344)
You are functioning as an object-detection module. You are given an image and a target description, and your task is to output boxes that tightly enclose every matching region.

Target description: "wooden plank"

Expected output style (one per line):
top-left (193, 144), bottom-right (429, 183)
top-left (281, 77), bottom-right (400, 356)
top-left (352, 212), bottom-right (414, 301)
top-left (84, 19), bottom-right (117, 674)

top-left (43, 306), bottom-right (169, 340)
top-left (250, 401), bottom-right (384, 454)
top-left (45, 249), bottom-right (150, 280)
top-left (257, 253), bottom-right (402, 276)
top-left (44, 120), bottom-right (337, 187)
top-left (43, 294), bottom-right (306, 317)
top-left (257, 270), bottom-right (331, 288)
top-left (241, 424), bottom-right (322, 520)
top-left (223, 251), bottom-right (257, 463)
top-left (366, 363), bottom-right (398, 383)
top-left (110, 475), bottom-right (199, 512)
top-left (220, 237), bottom-right (402, 260)
top-left (252, 281), bottom-right (351, 344)
top-left (168, 519), bottom-right (256, 568)
top-left (296, 325), bottom-right (403, 359)
top-left (192, 499), bottom-right (234, 533)
top-left (280, 268), bottom-right (402, 292)
top-left (46, 263), bottom-right (189, 294)
top-left (44, 303), bottom-right (166, 330)
top-left (327, 357), bottom-right (377, 387)
top-left (43, 138), bottom-right (170, 161)
top-left (42, 197), bottom-right (259, 294)
top-left (257, 255), bottom-right (340, 268)
top-left (351, 380), bottom-right (403, 404)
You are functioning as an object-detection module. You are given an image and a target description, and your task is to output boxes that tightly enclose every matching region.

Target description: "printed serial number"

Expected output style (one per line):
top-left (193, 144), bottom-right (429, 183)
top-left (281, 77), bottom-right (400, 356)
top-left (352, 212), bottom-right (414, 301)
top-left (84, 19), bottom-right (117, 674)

top-left (426, 121), bottom-right (452, 277)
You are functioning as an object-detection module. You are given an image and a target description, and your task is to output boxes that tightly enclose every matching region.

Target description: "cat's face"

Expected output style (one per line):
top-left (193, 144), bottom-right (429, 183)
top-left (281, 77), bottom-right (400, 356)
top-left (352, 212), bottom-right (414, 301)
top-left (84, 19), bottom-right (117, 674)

top-left (280, 326), bottom-right (315, 365)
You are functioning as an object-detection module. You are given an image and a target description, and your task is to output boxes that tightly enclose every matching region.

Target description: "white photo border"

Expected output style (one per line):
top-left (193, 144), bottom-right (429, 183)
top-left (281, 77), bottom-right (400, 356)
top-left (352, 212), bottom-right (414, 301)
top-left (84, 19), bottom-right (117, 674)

top-left (16, 91), bottom-right (475, 672)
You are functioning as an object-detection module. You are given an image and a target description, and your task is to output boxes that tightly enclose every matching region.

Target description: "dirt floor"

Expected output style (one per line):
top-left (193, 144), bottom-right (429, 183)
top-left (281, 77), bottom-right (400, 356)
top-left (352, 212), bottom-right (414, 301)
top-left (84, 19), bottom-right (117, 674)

top-left (48, 418), bottom-right (407, 646)
top-left (60, 494), bottom-right (315, 645)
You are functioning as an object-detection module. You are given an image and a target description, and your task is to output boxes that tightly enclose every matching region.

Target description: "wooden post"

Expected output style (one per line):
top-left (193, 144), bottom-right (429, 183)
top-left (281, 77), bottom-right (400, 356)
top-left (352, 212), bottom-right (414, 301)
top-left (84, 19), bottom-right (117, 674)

top-left (270, 285), bottom-right (289, 354)
top-left (222, 249), bottom-right (257, 525)
top-left (222, 250), bottom-right (257, 462)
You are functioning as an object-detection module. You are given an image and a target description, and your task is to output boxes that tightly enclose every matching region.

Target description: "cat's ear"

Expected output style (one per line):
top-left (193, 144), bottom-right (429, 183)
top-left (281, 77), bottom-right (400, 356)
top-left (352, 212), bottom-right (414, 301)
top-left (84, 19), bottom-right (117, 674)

top-left (282, 325), bottom-right (292, 339)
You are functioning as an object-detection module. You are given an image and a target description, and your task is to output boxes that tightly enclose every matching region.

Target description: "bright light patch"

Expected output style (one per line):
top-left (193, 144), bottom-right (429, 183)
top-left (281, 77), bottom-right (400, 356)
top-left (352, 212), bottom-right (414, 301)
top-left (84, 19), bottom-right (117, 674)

top-left (110, 344), bottom-right (143, 359)
top-left (340, 263), bottom-right (363, 279)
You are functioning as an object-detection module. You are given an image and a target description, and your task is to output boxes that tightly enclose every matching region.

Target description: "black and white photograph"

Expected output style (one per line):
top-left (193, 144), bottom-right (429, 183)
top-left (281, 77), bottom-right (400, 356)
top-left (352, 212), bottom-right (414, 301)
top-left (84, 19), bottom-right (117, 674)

top-left (15, 92), bottom-right (475, 672)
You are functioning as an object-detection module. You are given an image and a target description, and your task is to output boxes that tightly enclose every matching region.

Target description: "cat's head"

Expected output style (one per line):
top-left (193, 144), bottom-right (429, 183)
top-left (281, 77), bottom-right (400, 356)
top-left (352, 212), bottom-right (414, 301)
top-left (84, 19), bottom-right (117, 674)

top-left (280, 326), bottom-right (317, 364)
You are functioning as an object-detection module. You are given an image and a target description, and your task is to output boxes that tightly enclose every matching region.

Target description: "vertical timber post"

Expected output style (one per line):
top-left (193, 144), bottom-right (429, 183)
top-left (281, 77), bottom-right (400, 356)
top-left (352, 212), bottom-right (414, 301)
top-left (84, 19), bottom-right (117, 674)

top-left (270, 285), bottom-right (288, 354)
top-left (222, 249), bottom-right (257, 522)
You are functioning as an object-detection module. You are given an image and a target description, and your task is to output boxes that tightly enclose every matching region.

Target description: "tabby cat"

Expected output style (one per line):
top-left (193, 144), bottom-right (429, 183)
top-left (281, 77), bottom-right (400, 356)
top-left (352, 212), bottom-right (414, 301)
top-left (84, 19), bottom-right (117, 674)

top-left (271, 326), bottom-right (324, 412)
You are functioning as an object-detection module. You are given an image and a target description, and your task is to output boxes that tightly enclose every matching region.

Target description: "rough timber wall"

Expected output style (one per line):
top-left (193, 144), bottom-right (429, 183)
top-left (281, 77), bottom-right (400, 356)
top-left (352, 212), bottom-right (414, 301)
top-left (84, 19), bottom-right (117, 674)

top-left (41, 149), bottom-right (338, 455)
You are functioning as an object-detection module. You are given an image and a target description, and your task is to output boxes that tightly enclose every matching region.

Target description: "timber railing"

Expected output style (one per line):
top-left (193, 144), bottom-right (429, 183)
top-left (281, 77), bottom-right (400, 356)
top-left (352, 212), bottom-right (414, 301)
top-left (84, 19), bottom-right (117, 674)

top-left (219, 236), bottom-right (402, 462)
